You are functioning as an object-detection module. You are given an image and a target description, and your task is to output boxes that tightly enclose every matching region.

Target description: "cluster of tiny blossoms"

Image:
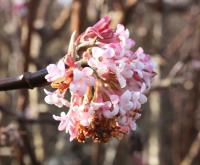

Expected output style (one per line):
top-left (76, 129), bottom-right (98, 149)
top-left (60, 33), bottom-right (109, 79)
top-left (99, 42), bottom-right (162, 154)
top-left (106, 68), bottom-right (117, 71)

top-left (44, 16), bottom-right (156, 142)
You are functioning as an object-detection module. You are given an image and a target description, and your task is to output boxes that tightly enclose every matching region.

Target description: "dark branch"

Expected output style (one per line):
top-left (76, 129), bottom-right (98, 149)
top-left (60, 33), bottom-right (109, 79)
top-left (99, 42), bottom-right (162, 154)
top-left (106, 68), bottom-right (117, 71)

top-left (0, 68), bottom-right (49, 91)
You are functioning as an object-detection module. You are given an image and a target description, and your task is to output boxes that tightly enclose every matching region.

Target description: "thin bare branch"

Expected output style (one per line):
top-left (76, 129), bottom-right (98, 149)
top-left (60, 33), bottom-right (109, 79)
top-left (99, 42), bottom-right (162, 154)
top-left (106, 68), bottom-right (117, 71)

top-left (180, 132), bottom-right (200, 165)
top-left (0, 68), bottom-right (48, 91)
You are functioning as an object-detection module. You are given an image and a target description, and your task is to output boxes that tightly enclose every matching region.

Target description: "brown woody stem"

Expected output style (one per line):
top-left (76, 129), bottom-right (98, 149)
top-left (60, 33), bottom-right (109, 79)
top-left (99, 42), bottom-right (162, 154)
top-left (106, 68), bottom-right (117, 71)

top-left (0, 68), bottom-right (49, 91)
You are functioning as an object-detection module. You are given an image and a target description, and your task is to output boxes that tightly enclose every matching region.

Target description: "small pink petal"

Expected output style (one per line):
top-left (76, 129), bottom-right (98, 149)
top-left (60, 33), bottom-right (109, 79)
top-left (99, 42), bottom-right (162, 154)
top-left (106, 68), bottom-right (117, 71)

top-left (130, 121), bottom-right (136, 131)
top-left (110, 95), bottom-right (119, 104)
top-left (116, 73), bottom-right (126, 88)
top-left (82, 67), bottom-right (93, 76)
top-left (73, 69), bottom-right (82, 81)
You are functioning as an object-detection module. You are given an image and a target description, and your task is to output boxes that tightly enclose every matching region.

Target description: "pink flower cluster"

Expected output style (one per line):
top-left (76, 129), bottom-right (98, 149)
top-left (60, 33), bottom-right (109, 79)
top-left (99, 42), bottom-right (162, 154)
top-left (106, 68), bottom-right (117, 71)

top-left (44, 16), bottom-right (156, 142)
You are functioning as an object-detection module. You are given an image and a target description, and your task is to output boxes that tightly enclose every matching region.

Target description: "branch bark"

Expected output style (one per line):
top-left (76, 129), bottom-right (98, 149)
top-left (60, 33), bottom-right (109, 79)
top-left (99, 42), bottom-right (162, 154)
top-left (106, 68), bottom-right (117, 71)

top-left (0, 69), bottom-right (48, 91)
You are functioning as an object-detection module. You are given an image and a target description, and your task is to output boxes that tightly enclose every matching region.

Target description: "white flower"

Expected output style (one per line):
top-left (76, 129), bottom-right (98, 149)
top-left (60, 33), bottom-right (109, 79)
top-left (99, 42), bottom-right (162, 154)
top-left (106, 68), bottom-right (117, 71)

top-left (45, 60), bottom-right (65, 82)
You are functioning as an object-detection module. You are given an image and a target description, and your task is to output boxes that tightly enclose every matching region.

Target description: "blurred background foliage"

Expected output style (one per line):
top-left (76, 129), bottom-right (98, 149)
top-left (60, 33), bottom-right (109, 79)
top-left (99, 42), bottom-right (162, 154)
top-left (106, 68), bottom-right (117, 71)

top-left (0, 0), bottom-right (200, 165)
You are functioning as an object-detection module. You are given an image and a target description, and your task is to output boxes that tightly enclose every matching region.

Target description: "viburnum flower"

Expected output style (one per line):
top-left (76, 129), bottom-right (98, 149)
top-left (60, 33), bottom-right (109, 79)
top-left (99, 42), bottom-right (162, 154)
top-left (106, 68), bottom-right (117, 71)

top-left (44, 16), bottom-right (156, 143)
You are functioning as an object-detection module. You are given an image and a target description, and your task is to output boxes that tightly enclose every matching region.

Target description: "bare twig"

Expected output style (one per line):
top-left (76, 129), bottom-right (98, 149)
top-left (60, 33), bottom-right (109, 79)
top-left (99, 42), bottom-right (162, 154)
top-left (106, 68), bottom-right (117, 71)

top-left (180, 132), bottom-right (200, 165)
top-left (51, 6), bottom-right (70, 38)
top-left (70, 0), bottom-right (88, 34)
top-left (0, 69), bottom-right (48, 91)
top-left (150, 77), bottom-right (184, 91)
top-left (163, 13), bottom-right (200, 58)
top-left (35, 4), bottom-right (70, 41)
top-left (122, 0), bottom-right (138, 25)
top-left (146, 0), bottom-right (193, 12)
top-left (18, 1), bottom-right (41, 164)
top-left (36, 0), bottom-right (54, 22)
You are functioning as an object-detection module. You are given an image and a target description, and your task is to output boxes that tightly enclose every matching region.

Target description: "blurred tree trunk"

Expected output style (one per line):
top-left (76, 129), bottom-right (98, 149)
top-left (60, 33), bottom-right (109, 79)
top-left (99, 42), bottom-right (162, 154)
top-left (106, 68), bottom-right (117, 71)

top-left (17, 0), bottom-right (40, 164)
top-left (113, 138), bottom-right (130, 165)
top-left (70, 0), bottom-right (88, 34)
top-left (159, 2), bottom-right (200, 165)
top-left (92, 144), bottom-right (105, 165)
top-left (159, 1), bottom-right (174, 164)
